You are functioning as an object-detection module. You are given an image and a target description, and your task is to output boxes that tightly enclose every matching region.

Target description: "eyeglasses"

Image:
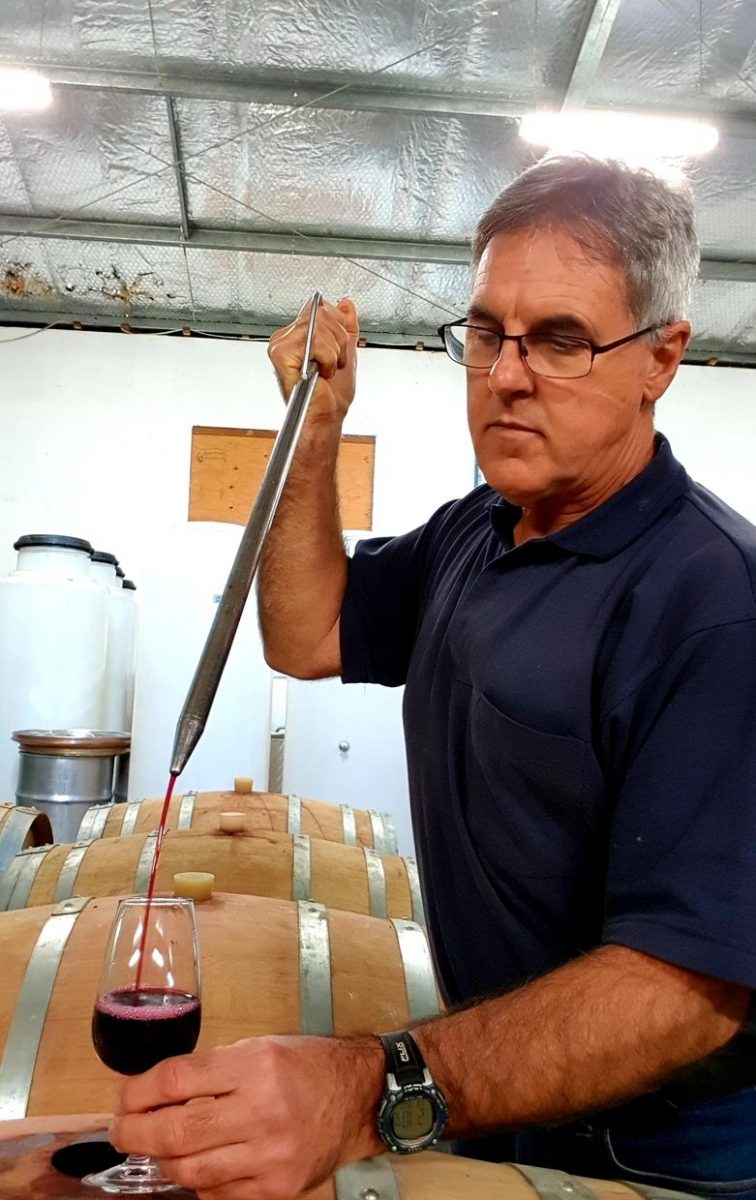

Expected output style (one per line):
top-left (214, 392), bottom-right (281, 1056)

top-left (437, 320), bottom-right (659, 380)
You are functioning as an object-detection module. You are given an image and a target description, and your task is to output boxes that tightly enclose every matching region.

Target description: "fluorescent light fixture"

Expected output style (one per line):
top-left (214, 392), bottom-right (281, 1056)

top-left (520, 111), bottom-right (719, 163)
top-left (0, 68), bottom-right (53, 111)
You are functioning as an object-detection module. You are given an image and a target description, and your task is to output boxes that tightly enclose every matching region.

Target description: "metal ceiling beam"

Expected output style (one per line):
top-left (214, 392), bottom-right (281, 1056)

top-left (1, 59), bottom-right (754, 137)
top-left (562, 0), bottom-right (624, 109)
top-left (1, 214), bottom-right (755, 282)
top-left (0, 309), bottom-right (753, 365)
top-left (0, 213), bottom-right (471, 265)
top-left (165, 97), bottom-right (191, 241)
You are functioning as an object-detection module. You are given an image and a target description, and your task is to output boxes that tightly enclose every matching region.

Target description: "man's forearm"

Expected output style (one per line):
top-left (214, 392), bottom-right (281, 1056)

top-left (258, 415), bottom-right (349, 677)
top-left (410, 944), bottom-right (749, 1138)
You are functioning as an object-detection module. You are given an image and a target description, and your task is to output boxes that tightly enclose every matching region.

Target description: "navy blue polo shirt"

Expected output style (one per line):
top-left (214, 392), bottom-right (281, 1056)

top-left (340, 435), bottom-right (756, 1007)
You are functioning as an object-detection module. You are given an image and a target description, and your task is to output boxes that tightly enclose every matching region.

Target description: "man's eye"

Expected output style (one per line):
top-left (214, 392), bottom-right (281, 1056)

top-left (468, 328), bottom-right (499, 345)
top-left (540, 336), bottom-right (584, 355)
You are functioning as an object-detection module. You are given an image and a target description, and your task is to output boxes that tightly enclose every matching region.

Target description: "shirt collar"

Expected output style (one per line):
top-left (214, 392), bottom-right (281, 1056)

top-left (486, 434), bottom-right (690, 561)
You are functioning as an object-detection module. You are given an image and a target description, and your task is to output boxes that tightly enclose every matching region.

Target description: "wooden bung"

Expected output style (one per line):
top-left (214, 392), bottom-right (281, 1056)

top-left (0, 1118), bottom-right (665, 1200)
top-left (173, 871), bottom-right (215, 901)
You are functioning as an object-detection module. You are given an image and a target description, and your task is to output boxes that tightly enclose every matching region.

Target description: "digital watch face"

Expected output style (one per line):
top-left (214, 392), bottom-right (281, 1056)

top-left (391, 1095), bottom-right (435, 1142)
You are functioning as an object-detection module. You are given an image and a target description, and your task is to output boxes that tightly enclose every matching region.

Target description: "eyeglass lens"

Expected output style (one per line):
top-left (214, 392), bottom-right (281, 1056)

top-left (448, 326), bottom-right (593, 379)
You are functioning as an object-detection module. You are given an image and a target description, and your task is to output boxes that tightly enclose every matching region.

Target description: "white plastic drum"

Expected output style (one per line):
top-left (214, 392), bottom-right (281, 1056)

top-left (0, 535), bottom-right (108, 802)
top-left (91, 551), bottom-right (132, 733)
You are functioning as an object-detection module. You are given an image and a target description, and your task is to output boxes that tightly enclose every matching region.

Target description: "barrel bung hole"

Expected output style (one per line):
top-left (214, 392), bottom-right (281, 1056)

top-left (51, 1140), bottom-right (126, 1179)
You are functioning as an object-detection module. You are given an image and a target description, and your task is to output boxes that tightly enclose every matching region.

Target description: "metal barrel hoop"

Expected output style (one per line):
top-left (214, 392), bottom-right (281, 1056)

top-left (513, 1165), bottom-right (601, 1200)
top-left (53, 840), bottom-right (94, 902)
top-left (404, 856), bottom-right (426, 927)
top-left (120, 798), bottom-right (144, 836)
top-left (390, 918), bottom-right (439, 1022)
top-left (133, 831), bottom-right (159, 893)
top-left (0, 845), bottom-right (50, 911)
top-left (292, 833), bottom-right (312, 901)
top-left (340, 803), bottom-right (357, 846)
top-left (0, 807), bottom-right (43, 876)
top-left (297, 900), bottom-right (333, 1036)
top-left (0, 896), bottom-right (90, 1118)
top-left (287, 793), bottom-right (302, 836)
top-left (76, 802), bottom-right (112, 842)
top-left (177, 791), bottom-right (197, 830)
top-left (362, 846), bottom-right (387, 919)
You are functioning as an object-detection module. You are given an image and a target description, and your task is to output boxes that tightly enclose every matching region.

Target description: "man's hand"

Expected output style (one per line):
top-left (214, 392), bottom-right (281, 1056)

top-left (268, 297), bottom-right (360, 425)
top-left (110, 1034), bottom-right (384, 1200)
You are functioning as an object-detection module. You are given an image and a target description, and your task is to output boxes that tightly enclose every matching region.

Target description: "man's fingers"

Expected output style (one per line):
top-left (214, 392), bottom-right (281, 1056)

top-left (337, 297), bottom-right (360, 339)
top-left (155, 1143), bottom-right (252, 1193)
top-left (116, 1049), bottom-right (237, 1116)
top-left (112, 1094), bottom-right (248, 1159)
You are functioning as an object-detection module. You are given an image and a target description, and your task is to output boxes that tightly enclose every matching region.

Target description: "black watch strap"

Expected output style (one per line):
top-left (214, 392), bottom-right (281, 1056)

top-left (379, 1031), bottom-right (427, 1085)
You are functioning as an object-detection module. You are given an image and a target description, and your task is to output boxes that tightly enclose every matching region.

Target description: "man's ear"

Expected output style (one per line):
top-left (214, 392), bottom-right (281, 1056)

top-left (642, 322), bottom-right (691, 405)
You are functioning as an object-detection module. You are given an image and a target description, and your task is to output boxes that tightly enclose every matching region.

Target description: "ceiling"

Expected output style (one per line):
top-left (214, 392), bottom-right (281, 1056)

top-left (0, 0), bottom-right (754, 362)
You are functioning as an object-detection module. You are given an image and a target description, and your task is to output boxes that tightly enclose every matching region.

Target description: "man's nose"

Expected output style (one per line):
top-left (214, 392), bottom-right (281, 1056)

top-left (488, 338), bottom-right (535, 395)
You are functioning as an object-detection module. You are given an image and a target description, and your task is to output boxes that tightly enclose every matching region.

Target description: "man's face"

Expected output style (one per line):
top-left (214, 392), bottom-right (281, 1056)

top-left (467, 226), bottom-right (667, 514)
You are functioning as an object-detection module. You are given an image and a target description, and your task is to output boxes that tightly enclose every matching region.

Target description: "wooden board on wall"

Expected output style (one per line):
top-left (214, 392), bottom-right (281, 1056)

top-left (189, 426), bottom-right (375, 530)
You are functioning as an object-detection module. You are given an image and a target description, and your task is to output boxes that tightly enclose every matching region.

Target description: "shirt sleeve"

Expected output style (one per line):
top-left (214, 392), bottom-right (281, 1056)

top-left (339, 524), bottom-right (428, 687)
top-left (601, 618), bottom-right (756, 989)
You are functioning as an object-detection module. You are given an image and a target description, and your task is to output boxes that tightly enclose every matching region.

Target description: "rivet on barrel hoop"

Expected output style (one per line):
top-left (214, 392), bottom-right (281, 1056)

top-left (512, 1164), bottom-right (601, 1200)
top-left (334, 1156), bottom-right (400, 1200)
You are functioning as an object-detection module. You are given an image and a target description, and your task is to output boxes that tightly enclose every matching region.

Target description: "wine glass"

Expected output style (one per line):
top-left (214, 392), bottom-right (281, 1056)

top-left (83, 896), bottom-right (202, 1194)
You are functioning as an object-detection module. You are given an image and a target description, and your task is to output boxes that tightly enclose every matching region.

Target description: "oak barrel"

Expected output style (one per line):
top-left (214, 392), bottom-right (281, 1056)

top-left (0, 1118), bottom-right (697, 1200)
top-left (0, 892), bottom-right (439, 1117)
top-left (0, 827), bottom-right (424, 924)
top-left (0, 803), bottom-right (53, 876)
top-left (76, 788), bottom-right (398, 853)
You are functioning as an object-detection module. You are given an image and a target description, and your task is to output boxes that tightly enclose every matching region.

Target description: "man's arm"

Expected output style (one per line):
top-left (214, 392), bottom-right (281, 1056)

top-left (111, 944), bottom-right (750, 1199)
top-left (414, 942), bottom-right (750, 1136)
top-left (258, 297), bottom-right (360, 679)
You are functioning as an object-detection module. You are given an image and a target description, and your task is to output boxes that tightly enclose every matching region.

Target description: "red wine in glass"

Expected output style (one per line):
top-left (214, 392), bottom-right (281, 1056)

top-left (83, 896), bottom-right (201, 1195)
top-left (93, 987), bottom-right (201, 1076)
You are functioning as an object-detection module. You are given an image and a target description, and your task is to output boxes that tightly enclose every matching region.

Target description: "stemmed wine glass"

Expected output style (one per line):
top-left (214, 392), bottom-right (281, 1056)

top-left (83, 896), bottom-right (202, 1194)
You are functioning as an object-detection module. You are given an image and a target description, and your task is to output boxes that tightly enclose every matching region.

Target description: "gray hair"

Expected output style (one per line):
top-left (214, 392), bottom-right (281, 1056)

top-left (472, 156), bottom-right (700, 332)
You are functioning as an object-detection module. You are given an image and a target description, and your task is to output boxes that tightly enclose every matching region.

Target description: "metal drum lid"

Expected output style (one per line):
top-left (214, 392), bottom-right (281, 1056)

top-left (12, 730), bottom-right (131, 757)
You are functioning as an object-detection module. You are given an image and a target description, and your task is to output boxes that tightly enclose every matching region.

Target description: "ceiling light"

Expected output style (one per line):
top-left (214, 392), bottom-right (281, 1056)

top-left (519, 111), bottom-right (719, 163)
top-left (0, 68), bottom-right (53, 112)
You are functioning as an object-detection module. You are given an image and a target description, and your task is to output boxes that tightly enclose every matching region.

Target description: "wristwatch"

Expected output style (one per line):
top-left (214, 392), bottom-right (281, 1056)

top-left (377, 1030), bottom-right (448, 1153)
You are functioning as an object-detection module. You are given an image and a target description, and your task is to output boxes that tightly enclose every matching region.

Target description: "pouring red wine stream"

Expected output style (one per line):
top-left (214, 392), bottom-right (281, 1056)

top-left (134, 772), bottom-right (178, 992)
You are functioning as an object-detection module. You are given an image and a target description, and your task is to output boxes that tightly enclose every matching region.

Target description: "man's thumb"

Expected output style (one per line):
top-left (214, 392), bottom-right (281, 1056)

top-left (338, 298), bottom-right (360, 337)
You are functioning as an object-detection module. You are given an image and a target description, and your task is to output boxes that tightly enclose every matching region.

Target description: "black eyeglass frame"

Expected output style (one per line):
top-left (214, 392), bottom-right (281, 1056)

top-left (437, 320), bottom-right (661, 378)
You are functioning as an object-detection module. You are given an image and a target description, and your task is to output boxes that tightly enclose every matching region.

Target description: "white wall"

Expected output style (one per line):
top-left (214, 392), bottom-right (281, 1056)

top-left (0, 327), bottom-right (470, 831)
top-left (0, 324), bottom-right (752, 849)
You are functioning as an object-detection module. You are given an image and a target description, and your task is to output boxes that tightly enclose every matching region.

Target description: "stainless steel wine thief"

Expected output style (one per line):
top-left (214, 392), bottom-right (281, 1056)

top-left (169, 291), bottom-right (323, 777)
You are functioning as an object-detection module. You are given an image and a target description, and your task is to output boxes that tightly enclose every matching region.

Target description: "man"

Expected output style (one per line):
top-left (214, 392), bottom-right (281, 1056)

top-left (112, 157), bottom-right (756, 1200)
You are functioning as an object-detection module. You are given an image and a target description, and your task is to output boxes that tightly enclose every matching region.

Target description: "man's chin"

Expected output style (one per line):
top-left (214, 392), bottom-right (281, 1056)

top-left (477, 463), bottom-right (549, 507)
